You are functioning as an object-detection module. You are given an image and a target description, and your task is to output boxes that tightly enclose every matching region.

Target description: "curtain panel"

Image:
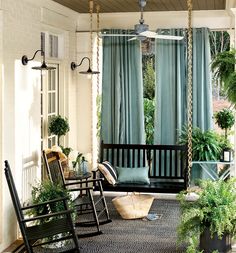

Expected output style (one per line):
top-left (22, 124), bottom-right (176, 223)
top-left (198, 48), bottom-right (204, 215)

top-left (154, 27), bottom-right (213, 145)
top-left (101, 29), bottom-right (145, 144)
top-left (154, 29), bottom-right (187, 145)
top-left (192, 28), bottom-right (213, 130)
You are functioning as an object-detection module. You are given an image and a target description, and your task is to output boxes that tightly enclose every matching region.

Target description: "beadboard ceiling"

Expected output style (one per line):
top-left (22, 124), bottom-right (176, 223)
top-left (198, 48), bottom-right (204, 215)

top-left (52, 0), bottom-right (227, 13)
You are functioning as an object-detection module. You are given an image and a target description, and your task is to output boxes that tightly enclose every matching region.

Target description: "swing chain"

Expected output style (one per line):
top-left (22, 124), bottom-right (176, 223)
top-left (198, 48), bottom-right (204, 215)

top-left (96, 2), bottom-right (100, 95)
top-left (187, 0), bottom-right (193, 189)
top-left (89, 0), bottom-right (93, 65)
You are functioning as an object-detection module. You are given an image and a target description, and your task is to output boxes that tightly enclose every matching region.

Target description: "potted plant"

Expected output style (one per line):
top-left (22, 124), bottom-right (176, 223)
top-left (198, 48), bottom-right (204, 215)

top-left (179, 126), bottom-right (222, 161)
top-left (48, 115), bottom-right (70, 146)
top-left (29, 180), bottom-right (76, 248)
top-left (179, 126), bottom-right (222, 182)
top-left (177, 178), bottom-right (236, 253)
top-left (214, 108), bottom-right (235, 162)
top-left (31, 180), bottom-right (74, 218)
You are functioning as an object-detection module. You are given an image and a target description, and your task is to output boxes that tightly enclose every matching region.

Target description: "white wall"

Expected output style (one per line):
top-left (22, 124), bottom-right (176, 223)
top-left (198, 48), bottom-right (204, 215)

top-left (0, 0), bottom-right (78, 250)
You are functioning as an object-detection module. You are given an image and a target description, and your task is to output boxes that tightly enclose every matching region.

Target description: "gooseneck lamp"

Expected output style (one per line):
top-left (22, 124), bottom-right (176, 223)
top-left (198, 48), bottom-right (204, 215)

top-left (71, 57), bottom-right (100, 74)
top-left (21, 50), bottom-right (56, 70)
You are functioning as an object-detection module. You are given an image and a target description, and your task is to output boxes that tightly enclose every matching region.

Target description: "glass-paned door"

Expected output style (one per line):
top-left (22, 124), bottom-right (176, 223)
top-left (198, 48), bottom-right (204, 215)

top-left (41, 64), bottom-right (59, 152)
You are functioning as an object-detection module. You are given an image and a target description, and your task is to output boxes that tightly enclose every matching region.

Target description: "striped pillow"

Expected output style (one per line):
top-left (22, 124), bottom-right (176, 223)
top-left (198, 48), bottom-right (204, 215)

top-left (98, 161), bottom-right (117, 185)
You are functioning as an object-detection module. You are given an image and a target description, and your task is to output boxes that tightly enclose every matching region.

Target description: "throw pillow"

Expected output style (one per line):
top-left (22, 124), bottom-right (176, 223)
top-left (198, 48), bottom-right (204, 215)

top-left (116, 167), bottom-right (150, 185)
top-left (98, 161), bottom-right (117, 185)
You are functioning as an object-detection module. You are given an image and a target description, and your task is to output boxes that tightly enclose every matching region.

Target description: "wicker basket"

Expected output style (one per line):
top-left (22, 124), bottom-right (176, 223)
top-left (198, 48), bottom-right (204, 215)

top-left (112, 193), bottom-right (154, 219)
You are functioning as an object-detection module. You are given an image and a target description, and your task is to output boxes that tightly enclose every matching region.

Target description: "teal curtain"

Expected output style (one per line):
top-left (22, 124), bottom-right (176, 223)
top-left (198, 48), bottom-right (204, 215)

top-left (154, 27), bottom-right (213, 145)
top-left (101, 29), bottom-right (145, 144)
top-left (154, 29), bottom-right (187, 145)
top-left (192, 28), bottom-right (213, 130)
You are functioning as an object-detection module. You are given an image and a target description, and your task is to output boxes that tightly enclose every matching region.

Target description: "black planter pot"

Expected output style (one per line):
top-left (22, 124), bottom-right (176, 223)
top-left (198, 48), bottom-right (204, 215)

top-left (200, 227), bottom-right (231, 253)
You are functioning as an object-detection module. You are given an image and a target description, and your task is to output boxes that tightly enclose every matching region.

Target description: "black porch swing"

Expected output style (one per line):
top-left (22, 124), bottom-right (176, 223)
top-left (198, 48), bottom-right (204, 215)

top-left (93, 0), bottom-right (193, 194)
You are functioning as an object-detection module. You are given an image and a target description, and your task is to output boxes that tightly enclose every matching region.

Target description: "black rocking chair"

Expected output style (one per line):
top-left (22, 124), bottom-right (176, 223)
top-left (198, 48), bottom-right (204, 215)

top-left (42, 150), bottom-right (111, 238)
top-left (4, 160), bottom-right (80, 253)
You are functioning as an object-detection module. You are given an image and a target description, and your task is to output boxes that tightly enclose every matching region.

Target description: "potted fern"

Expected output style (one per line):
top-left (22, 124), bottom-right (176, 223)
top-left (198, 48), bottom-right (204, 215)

top-left (177, 178), bottom-right (236, 253)
top-left (179, 126), bottom-right (222, 182)
top-left (29, 180), bottom-right (75, 248)
top-left (179, 126), bottom-right (222, 161)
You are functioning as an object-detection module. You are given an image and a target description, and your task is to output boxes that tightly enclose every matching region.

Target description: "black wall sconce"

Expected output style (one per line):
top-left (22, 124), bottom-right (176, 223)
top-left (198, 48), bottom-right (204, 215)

top-left (71, 57), bottom-right (100, 74)
top-left (21, 49), bottom-right (56, 70)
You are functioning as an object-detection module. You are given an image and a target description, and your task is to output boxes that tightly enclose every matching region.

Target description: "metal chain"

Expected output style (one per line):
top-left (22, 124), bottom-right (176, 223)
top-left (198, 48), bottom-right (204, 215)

top-left (96, 2), bottom-right (101, 163)
top-left (89, 0), bottom-right (94, 66)
top-left (187, 0), bottom-right (193, 189)
top-left (96, 3), bottom-right (100, 95)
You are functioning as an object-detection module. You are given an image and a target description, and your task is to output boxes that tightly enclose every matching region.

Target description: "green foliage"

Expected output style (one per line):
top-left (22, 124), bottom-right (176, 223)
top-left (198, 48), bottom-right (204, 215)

top-left (143, 57), bottom-right (155, 100)
top-left (30, 180), bottom-right (73, 223)
top-left (96, 94), bottom-right (102, 138)
top-left (60, 146), bottom-right (73, 157)
top-left (143, 98), bottom-right (155, 144)
top-left (211, 48), bottom-right (236, 106)
top-left (217, 134), bottom-right (233, 151)
top-left (48, 115), bottom-right (70, 145)
top-left (177, 179), bottom-right (236, 252)
top-left (214, 108), bottom-right (235, 139)
top-left (211, 49), bottom-right (236, 86)
top-left (179, 126), bottom-right (222, 161)
top-left (224, 72), bottom-right (236, 105)
top-left (72, 152), bottom-right (85, 169)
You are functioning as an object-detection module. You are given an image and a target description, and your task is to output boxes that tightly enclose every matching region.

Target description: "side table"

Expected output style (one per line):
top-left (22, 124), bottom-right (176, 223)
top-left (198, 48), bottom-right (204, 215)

top-left (191, 161), bottom-right (235, 182)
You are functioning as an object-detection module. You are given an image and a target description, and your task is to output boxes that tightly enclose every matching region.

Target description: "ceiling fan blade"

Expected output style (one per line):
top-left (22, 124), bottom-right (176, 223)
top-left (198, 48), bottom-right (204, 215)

top-left (140, 31), bottom-right (184, 40)
top-left (127, 37), bottom-right (137, 41)
top-left (99, 33), bottom-right (135, 37)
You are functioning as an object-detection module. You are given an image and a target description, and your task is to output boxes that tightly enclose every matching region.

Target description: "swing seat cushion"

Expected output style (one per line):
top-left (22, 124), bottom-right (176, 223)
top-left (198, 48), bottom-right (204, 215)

top-left (116, 167), bottom-right (150, 185)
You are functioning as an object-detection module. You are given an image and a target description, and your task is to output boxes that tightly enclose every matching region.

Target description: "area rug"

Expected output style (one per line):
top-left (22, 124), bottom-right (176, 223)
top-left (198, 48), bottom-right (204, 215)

top-left (78, 197), bottom-right (186, 253)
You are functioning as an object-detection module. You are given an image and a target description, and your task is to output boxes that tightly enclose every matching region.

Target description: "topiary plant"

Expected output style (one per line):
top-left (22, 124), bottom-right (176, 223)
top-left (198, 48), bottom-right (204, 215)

top-left (48, 115), bottom-right (70, 145)
top-left (214, 108), bottom-right (235, 139)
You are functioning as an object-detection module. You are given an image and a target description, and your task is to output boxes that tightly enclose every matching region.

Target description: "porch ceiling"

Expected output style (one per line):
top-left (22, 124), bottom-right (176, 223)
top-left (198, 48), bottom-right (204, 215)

top-left (52, 0), bottom-right (227, 13)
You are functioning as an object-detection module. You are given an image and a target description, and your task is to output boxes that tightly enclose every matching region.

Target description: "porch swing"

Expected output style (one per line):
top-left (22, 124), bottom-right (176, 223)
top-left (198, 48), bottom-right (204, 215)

top-left (93, 0), bottom-right (193, 193)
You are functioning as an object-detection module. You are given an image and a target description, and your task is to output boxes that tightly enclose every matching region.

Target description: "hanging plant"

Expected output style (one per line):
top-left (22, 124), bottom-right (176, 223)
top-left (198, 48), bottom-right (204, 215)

top-left (224, 72), bottom-right (236, 105)
top-left (48, 115), bottom-right (70, 146)
top-left (211, 49), bottom-right (236, 86)
top-left (211, 48), bottom-right (236, 106)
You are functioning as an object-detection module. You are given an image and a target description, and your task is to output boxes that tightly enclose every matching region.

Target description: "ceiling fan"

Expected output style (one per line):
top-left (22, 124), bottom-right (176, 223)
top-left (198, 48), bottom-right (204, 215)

top-left (100, 0), bottom-right (183, 41)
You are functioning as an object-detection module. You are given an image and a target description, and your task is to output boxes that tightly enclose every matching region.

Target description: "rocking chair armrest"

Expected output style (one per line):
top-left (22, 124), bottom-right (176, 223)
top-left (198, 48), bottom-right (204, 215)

top-left (66, 178), bottom-right (104, 184)
top-left (82, 178), bottom-right (104, 184)
top-left (64, 181), bottom-right (94, 188)
top-left (22, 209), bottom-right (73, 223)
top-left (67, 186), bottom-right (95, 192)
top-left (21, 196), bottom-right (69, 210)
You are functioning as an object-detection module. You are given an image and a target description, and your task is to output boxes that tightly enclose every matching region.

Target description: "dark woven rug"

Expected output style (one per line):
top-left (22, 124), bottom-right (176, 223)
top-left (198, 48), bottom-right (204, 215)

top-left (78, 196), bottom-right (186, 253)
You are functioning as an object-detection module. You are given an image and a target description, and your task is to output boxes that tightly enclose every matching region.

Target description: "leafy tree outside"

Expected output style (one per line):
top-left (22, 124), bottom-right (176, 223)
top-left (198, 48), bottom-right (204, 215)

top-left (142, 50), bottom-right (155, 144)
